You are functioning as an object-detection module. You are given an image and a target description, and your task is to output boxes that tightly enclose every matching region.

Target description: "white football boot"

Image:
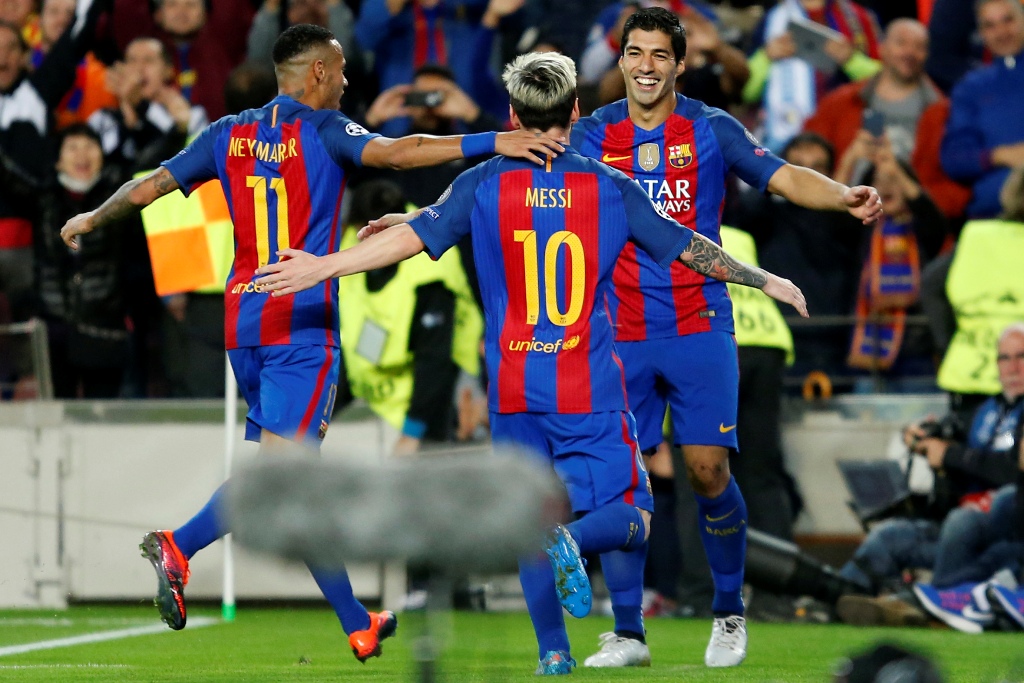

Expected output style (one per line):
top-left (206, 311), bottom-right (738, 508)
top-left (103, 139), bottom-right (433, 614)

top-left (704, 615), bottom-right (747, 667)
top-left (583, 632), bottom-right (651, 668)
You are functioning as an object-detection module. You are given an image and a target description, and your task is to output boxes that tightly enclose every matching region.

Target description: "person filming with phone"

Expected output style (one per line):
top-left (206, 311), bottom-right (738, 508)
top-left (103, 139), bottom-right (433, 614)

top-left (362, 64), bottom-right (504, 207)
top-left (804, 19), bottom-right (941, 174)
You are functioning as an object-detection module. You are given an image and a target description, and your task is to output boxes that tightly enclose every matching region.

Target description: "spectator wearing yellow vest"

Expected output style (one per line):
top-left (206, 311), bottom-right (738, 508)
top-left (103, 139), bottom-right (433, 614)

top-left (934, 167), bottom-right (1024, 421)
top-left (338, 180), bottom-right (483, 456)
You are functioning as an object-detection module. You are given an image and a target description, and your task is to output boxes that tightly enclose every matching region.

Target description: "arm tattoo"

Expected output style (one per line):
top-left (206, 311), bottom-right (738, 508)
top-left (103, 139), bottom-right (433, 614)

top-left (91, 178), bottom-right (145, 227)
top-left (681, 233), bottom-right (768, 288)
top-left (415, 136), bottom-right (424, 147)
top-left (91, 169), bottom-right (178, 228)
top-left (153, 168), bottom-right (178, 195)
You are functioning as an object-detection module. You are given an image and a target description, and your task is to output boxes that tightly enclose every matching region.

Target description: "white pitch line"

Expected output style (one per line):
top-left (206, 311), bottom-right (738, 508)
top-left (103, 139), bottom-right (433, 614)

top-left (0, 664), bottom-right (131, 669)
top-left (0, 618), bottom-right (154, 628)
top-left (0, 617), bottom-right (218, 657)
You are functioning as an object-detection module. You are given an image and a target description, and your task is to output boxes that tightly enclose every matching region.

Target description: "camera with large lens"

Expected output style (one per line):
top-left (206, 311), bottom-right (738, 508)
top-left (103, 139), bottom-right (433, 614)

top-left (916, 414), bottom-right (964, 443)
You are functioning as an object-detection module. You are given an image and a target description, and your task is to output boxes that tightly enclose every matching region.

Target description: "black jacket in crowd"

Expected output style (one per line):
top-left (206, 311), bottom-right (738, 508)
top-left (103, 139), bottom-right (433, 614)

top-left (0, 0), bottom-right (107, 227)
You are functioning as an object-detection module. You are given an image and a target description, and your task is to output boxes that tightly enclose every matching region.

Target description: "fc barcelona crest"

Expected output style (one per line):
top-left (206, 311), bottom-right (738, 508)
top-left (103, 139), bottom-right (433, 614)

top-left (638, 143), bottom-right (660, 171)
top-left (668, 143), bottom-right (693, 169)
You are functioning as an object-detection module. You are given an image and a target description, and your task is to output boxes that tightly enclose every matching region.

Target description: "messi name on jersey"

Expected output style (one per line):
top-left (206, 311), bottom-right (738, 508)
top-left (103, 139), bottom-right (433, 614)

top-left (524, 186), bottom-right (573, 209)
top-left (227, 136), bottom-right (299, 163)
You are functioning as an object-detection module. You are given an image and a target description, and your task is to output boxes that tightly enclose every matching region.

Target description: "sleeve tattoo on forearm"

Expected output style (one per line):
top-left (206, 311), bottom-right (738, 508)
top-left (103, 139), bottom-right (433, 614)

top-left (681, 234), bottom-right (768, 288)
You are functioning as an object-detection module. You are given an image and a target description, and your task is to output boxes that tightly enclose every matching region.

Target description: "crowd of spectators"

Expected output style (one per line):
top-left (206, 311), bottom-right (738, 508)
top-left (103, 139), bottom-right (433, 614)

top-left (0, 0), bottom-right (1020, 406)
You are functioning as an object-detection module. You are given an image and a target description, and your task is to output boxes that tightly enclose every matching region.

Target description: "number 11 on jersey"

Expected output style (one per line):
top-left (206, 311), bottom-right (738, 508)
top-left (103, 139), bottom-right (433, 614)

top-left (247, 175), bottom-right (290, 268)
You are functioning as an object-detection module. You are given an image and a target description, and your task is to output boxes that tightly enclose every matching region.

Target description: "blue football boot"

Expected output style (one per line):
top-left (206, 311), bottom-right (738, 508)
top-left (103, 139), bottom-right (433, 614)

top-left (535, 650), bottom-right (576, 675)
top-left (545, 525), bottom-right (591, 618)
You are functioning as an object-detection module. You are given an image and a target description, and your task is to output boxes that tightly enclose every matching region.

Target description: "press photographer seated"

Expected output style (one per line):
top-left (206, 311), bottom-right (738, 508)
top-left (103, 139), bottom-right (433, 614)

top-left (836, 323), bottom-right (1024, 614)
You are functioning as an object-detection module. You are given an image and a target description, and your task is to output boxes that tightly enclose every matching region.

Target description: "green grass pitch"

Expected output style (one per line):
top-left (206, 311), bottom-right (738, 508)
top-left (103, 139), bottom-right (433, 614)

top-left (0, 605), bottom-right (1021, 682)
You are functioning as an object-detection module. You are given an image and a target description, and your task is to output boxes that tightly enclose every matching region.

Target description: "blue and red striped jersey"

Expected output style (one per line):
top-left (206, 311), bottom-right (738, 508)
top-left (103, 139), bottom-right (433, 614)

top-left (572, 96), bottom-right (785, 341)
top-left (409, 148), bottom-right (693, 414)
top-left (162, 95), bottom-right (379, 349)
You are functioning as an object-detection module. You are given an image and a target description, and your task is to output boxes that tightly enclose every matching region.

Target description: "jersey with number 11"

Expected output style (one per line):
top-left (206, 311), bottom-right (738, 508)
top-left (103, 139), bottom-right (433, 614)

top-left (409, 149), bottom-right (693, 415)
top-left (162, 95), bottom-right (380, 349)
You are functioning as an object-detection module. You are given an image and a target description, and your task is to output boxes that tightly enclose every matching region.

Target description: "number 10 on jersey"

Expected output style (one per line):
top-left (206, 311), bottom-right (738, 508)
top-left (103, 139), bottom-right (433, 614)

top-left (514, 229), bottom-right (586, 327)
top-left (247, 175), bottom-right (289, 268)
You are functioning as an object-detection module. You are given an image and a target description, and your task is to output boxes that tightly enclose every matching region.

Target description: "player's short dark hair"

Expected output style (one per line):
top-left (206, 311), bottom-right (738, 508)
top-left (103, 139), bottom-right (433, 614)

top-left (272, 24), bottom-right (336, 66)
top-left (782, 132), bottom-right (835, 171)
top-left (502, 52), bottom-right (577, 131)
top-left (0, 20), bottom-right (27, 52)
top-left (621, 7), bottom-right (687, 62)
top-left (413, 64), bottom-right (456, 83)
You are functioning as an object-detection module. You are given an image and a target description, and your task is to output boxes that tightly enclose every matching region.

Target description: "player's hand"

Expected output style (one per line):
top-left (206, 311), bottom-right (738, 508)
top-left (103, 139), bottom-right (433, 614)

top-left (495, 129), bottom-right (566, 165)
top-left (843, 185), bottom-right (883, 225)
top-left (60, 211), bottom-right (96, 250)
top-left (254, 249), bottom-right (331, 296)
top-left (762, 272), bottom-right (808, 318)
top-left (357, 210), bottom-right (419, 241)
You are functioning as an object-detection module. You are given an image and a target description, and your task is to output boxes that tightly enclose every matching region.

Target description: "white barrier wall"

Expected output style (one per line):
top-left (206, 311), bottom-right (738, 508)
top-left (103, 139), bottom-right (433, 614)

top-left (0, 401), bottom-right (398, 609)
top-left (0, 394), bottom-right (946, 608)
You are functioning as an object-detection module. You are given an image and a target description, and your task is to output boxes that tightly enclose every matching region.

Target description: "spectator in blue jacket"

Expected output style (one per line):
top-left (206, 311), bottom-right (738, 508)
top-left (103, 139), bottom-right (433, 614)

top-left (925, 0), bottom-right (985, 94)
top-left (355, 0), bottom-right (522, 137)
top-left (940, 0), bottom-right (1024, 218)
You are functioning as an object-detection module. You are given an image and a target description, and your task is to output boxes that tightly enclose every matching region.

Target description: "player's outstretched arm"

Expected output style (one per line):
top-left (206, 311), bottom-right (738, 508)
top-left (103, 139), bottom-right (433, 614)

top-left (357, 207), bottom-right (427, 241)
top-left (60, 168), bottom-right (180, 250)
top-left (679, 233), bottom-right (809, 317)
top-left (766, 163), bottom-right (883, 225)
top-left (255, 224), bottom-right (426, 296)
top-left (360, 129), bottom-right (565, 170)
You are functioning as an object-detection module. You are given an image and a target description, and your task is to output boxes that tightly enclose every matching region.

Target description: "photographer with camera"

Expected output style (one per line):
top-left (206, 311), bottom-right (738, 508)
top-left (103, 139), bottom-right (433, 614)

top-left (362, 64), bottom-right (504, 208)
top-left (835, 322), bottom-right (1024, 625)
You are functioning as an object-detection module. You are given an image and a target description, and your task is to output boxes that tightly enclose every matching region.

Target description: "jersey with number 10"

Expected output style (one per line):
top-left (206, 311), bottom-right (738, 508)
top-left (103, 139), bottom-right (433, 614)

top-left (572, 96), bottom-right (786, 341)
top-left (409, 148), bottom-right (693, 414)
top-left (162, 95), bottom-right (380, 350)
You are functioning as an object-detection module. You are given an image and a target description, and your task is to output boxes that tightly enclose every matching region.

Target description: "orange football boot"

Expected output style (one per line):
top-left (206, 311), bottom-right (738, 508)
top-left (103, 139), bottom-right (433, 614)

top-left (139, 530), bottom-right (190, 630)
top-left (348, 610), bottom-right (398, 662)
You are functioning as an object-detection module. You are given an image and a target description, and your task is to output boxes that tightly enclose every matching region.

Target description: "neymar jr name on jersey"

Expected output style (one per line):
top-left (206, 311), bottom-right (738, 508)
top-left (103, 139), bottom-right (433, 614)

top-left (227, 137), bottom-right (299, 163)
top-left (524, 187), bottom-right (572, 209)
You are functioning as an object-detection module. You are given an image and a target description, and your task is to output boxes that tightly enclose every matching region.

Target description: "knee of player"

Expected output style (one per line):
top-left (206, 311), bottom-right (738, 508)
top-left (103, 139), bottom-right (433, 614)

top-left (639, 507), bottom-right (652, 542)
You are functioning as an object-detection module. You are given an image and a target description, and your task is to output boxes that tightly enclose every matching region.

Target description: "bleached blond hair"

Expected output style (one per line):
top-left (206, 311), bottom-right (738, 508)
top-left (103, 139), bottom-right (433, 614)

top-left (501, 52), bottom-right (577, 130)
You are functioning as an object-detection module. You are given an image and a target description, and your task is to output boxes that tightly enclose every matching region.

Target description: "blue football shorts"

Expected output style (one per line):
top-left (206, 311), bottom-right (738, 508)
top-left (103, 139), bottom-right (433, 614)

top-left (615, 331), bottom-right (739, 452)
top-left (228, 345), bottom-right (340, 449)
top-left (490, 410), bottom-right (654, 514)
